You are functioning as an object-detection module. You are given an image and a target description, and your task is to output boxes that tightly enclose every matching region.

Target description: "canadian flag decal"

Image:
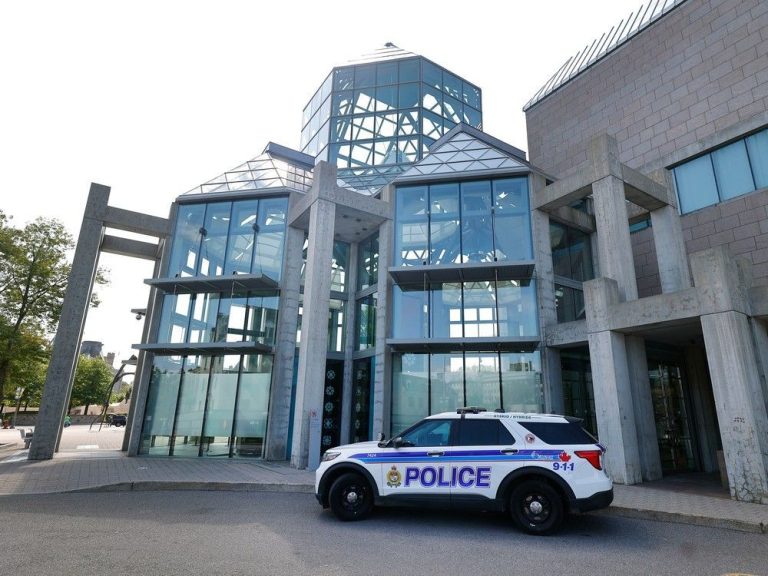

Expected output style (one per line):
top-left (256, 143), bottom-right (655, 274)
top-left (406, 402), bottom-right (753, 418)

top-left (559, 451), bottom-right (571, 462)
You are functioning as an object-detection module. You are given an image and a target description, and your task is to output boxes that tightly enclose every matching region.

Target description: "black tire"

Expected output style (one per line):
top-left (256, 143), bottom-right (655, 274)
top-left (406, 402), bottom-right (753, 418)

top-left (328, 472), bottom-right (374, 521)
top-left (509, 480), bottom-right (564, 535)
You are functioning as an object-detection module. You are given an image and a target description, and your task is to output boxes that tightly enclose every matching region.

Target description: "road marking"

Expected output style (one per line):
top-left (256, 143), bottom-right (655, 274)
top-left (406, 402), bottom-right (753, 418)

top-left (76, 445), bottom-right (99, 450)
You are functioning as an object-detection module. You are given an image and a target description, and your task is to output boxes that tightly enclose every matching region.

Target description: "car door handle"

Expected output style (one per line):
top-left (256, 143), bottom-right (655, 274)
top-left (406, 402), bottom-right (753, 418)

top-left (427, 451), bottom-right (444, 456)
top-left (501, 449), bottom-right (518, 454)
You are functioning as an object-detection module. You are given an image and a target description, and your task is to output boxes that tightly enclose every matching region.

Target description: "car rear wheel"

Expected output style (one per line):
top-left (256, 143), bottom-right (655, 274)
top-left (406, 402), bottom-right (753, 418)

top-left (328, 473), bottom-right (373, 521)
top-left (509, 480), bottom-right (563, 535)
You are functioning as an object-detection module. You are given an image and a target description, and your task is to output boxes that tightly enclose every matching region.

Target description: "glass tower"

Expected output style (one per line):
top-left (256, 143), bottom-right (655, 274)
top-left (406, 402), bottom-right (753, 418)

top-left (300, 43), bottom-right (482, 193)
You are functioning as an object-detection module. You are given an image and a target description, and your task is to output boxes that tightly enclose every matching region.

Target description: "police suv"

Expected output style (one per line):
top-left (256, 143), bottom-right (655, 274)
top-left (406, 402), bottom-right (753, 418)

top-left (315, 408), bottom-right (613, 534)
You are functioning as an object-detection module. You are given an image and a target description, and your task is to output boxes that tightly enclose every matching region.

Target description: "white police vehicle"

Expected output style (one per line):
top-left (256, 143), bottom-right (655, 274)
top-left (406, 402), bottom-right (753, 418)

top-left (315, 408), bottom-right (613, 534)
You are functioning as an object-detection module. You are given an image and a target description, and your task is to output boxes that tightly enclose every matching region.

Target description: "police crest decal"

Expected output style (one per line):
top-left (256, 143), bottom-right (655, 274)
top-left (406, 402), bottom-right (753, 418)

top-left (386, 465), bottom-right (402, 488)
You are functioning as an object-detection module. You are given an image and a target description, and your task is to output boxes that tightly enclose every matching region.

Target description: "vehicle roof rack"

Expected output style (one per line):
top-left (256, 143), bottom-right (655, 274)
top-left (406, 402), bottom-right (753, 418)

top-left (456, 407), bottom-right (487, 414)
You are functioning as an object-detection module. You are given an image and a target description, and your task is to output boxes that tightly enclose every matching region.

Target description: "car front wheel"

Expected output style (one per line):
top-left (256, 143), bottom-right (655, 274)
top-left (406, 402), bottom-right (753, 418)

top-left (509, 480), bottom-right (564, 535)
top-left (328, 473), bottom-right (374, 521)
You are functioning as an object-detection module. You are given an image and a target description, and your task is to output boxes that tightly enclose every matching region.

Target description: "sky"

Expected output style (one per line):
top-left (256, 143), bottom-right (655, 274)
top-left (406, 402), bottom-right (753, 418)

top-left (0, 0), bottom-right (645, 367)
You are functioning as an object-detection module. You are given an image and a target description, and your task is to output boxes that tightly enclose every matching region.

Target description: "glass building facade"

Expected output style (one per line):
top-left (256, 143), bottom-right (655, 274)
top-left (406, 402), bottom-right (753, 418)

top-left (300, 45), bottom-right (482, 193)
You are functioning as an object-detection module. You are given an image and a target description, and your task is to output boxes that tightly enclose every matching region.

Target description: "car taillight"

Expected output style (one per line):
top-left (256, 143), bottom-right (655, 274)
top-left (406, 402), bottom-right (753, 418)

top-left (575, 450), bottom-right (603, 470)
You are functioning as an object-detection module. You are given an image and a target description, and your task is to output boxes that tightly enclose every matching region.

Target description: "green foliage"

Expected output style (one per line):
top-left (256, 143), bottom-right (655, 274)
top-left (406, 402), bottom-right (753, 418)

top-left (71, 355), bottom-right (114, 412)
top-left (110, 382), bottom-right (132, 404)
top-left (0, 210), bottom-right (108, 404)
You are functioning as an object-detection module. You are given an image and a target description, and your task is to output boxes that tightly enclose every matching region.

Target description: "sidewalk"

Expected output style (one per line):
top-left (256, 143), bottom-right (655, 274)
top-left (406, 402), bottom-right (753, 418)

top-left (0, 431), bottom-right (765, 534)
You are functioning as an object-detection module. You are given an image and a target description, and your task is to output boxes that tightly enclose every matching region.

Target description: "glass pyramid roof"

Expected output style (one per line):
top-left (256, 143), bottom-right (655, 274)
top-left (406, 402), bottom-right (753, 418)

top-left (396, 124), bottom-right (527, 180)
top-left (184, 143), bottom-right (314, 196)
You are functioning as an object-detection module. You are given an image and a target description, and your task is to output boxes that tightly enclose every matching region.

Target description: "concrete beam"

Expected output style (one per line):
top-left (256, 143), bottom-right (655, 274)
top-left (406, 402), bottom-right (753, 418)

top-left (547, 205), bottom-right (595, 233)
top-left (543, 319), bottom-right (588, 347)
top-left (104, 206), bottom-right (170, 238)
top-left (621, 164), bottom-right (671, 210)
top-left (101, 235), bottom-right (160, 260)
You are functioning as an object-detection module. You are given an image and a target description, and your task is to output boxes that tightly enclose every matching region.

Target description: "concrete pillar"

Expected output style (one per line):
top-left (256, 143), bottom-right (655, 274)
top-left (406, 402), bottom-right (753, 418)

top-left (625, 335), bottom-right (662, 481)
top-left (290, 187), bottom-right (336, 469)
top-left (340, 242), bottom-right (360, 446)
top-left (29, 184), bottom-right (108, 460)
top-left (749, 318), bottom-right (768, 415)
top-left (691, 247), bottom-right (768, 503)
top-left (650, 205), bottom-right (691, 293)
top-left (264, 224), bottom-right (304, 460)
top-left (531, 180), bottom-right (564, 414)
top-left (592, 175), bottom-right (638, 302)
top-left (584, 277), bottom-right (642, 484)
top-left (374, 185), bottom-right (394, 436)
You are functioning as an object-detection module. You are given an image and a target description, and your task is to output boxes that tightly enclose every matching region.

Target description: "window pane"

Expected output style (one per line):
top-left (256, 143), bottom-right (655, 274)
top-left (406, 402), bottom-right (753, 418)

top-left (399, 58), bottom-right (419, 83)
top-left (493, 178), bottom-right (532, 260)
top-left (171, 356), bottom-right (209, 457)
top-left (392, 285), bottom-right (428, 338)
top-left (674, 155), bottom-right (719, 214)
top-left (501, 352), bottom-right (542, 412)
top-left (712, 140), bottom-right (754, 200)
top-left (224, 200), bottom-right (258, 274)
top-left (356, 295), bottom-right (377, 351)
top-left (463, 281), bottom-right (497, 338)
top-left (199, 202), bottom-right (231, 277)
top-left (431, 282), bottom-right (462, 338)
top-left (357, 234), bottom-right (379, 290)
top-left (252, 197), bottom-right (287, 281)
top-left (168, 204), bottom-right (205, 277)
top-left (201, 355), bottom-right (239, 457)
top-left (354, 64), bottom-right (376, 88)
top-left (392, 354), bottom-right (429, 435)
top-left (422, 60), bottom-right (442, 90)
top-left (463, 81), bottom-right (481, 109)
top-left (334, 67), bottom-right (353, 91)
top-left (429, 183), bottom-right (461, 265)
top-left (157, 294), bottom-right (191, 343)
top-left (245, 294), bottom-right (279, 345)
top-left (746, 130), bottom-right (768, 189)
top-left (457, 419), bottom-right (514, 446)
top-left (550, 222), bottom-right (571, 277)
top-left (395, 186), bottom-right (428, 266)
top-left (430, 353), bottom-right (464, 414)
top-left (398, 83), bottom-right (420, 108)
top-left (140, 356), bottom-right (183, 455)
top-left (376, 61), bottom-right (397, 85)
top-left (569, 228), bottom-right (594, 281)
top-left (465, 353), bottom-right (500, 409)
top-left (401, 419), bottom-right (452, 447)
top-left (188, 293), bottom-right (220, 343)
top-left (234, 354), bottom-right (272, 457)
top-left (350, 357), bottom-right (373, 443)
top-left (497, 279), bottom-right (538, 338)
top-left (461, 180), bottom-right (494, 263)
top-left (376, 86), bottom-right (397, 112)
top-left (328, 299), bottom-right (345, 352)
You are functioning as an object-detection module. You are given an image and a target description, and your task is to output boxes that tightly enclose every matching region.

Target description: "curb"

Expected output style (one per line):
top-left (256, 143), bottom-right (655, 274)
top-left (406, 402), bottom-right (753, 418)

top-left (599, 506), bottom-right (766, 534)
top-left (70, 481), bottom-right (316, 495)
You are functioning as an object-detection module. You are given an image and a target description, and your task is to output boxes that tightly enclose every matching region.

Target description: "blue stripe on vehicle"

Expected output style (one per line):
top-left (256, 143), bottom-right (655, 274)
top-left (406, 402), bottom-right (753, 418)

top-left (349, 449), bottom-right (565, 464)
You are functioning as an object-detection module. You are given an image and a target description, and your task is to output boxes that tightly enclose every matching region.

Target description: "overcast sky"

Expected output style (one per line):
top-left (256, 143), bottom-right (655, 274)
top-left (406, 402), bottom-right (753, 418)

top-left (0, 0), bottom-right (644, 365)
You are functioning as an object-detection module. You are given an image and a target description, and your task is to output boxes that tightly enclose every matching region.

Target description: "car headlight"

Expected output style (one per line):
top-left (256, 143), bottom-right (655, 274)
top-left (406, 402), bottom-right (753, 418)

top-left (321, 451), bottom-right (341, 462)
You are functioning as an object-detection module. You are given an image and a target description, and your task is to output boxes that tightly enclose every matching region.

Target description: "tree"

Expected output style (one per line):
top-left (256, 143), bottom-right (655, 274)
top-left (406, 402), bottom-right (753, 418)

top-left (71, 355), bottom-right (114, 415)
top-left (0, 211), bottom-right (107, 405)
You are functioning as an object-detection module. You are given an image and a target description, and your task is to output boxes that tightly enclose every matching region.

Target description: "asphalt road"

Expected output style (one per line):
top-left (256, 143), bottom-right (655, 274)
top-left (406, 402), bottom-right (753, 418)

top-left (0, 491), bottom-right (763, 576)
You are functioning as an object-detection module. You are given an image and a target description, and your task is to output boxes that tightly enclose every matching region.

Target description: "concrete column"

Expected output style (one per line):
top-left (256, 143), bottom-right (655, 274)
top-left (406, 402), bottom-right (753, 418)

top-left (625, 335), bottom-right (662, 481)
top-left (290, 195), bottom-right (336, 469)
top-left (374, 185), bottom-right (394, 436)
top-left (592, 175), bottom-right (638, 302)
top-left (584, 277), bottom-right (642, 484)
top-left (340, 242), bottom-right (360, 446)
top-left (700, 311), bottom-right (768, 503)
top-left (749, 318), bottom-right (768, 415)
top-left (650, 205), bottom-right (691, 293)
top-left (264, 224), bottom-right (304, 460)
top-left (691, 247), bottom-right (768, 503)
top-left (530, 182), bottom-right (563, 414)
top-left (29, 184), bottom-right (108, 460)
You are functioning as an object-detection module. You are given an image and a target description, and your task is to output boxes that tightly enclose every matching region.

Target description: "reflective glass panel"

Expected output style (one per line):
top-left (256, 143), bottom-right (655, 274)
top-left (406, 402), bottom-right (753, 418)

top-left (171, 356), bottom-right (210, 457)
top-left (463, 81), bottom-right (481, 109)
top-left (377, 61), bottom-right (397, 85)
top-left (463, 281), bottom-right (497, 338)
top-left (354, 89), bottom-right (376, 114)
top-left (493, 178), bottom-right (532, 260)
top-left (157, 294), bottom-right (191, 343)
top-left (168, 204), bottom-right (205, 277)
top-left (399, 83), bottom-right (419, 108)
top-left (331, 241), bottom-right (349, 292)
top-left (465, 353), bottom-right (501, 409)
top-left (188, 293), bottom-right (220, 343)
top-left (252, 197), bottom-right (287, 281)
top-left (395, 185), bottom-right (428, 266)
top-left (376, 86), bottom-right (397, 112)
top-left (350, 358), bottom-right (373, 443)
top-left (140, 356), bottom-right (183, 455)
top-left (461, 180), bottom-right (494, 263)
top-left (422, 61), bottom-right (441, 90)
top-left (398, 58), bottom-right (419, 83)
top-left (746, 130), bottom-right (768, 189)
top-left (430, 282), bottom-right (462, 338)
top-left (357, 233), bottom-right (379, 291)
top-left (443, 72), bottom-right (461, 99)
top-left (201, 355), bottom-right (239, 457)
top-left (199, 202), bottom-right (231, 277)
top-left (391, 285), bottom-right (428, 339)
top-left (429, 183), bottom-right (460, 265)
top-left (355, 294), bottom-right (377, 351)
top-left (328, 299), bottom-right (345, 352)
top-left (333, 91), bottom-right (353, 116)
top-left (354, 64), bottom-right (376, 88)
top-left (497, 279), bottom-right (538, 338)
top-left (224, 200), bottom-right (259, 275)
top-left (391, 354), bottom-right (429, 435)
top-left (214, 293), bottom-right (249, 342)
top-left (334, 67), bottom-right (353, 90)
top-left (712, 140), bottom-right (755, 200)
top-left (501, 352), bottom-right (542, 412)
top-left (430, 353), bottom-right (464, 413)
top-left (245, 293), bottom-right (279, 346)
top-left (234, 354), bottom-right (272, 457)
top-left (674, 155), bottom-right (719, 214)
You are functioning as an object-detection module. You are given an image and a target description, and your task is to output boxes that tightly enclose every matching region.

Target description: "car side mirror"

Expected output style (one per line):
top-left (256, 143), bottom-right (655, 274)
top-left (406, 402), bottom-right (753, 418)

top-left (376, 432), bottom-right (387, 448)
top-left (392, 436), bottom-right (405, 448)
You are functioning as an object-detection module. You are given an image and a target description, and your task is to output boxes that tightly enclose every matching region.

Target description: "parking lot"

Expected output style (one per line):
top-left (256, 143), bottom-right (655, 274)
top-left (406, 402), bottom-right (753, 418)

top-left (2, 424), bottom-right (125, 452)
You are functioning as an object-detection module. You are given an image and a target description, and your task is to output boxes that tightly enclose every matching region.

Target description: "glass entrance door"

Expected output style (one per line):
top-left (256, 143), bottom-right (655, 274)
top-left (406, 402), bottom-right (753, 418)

top-left (649, 362), bottom-right (696, 473)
